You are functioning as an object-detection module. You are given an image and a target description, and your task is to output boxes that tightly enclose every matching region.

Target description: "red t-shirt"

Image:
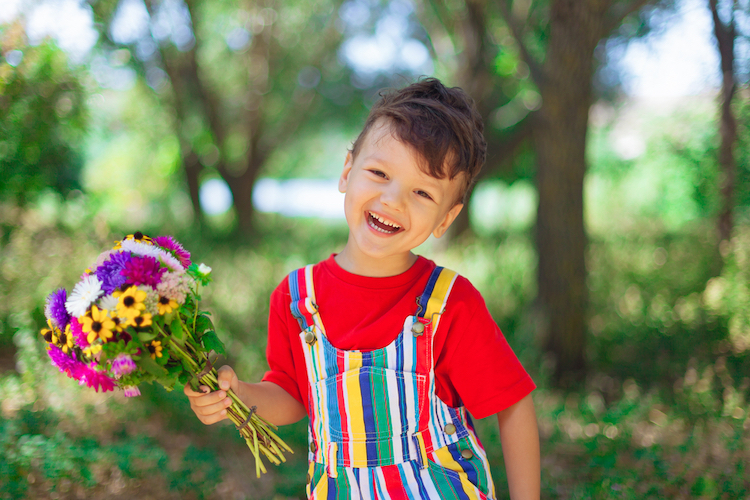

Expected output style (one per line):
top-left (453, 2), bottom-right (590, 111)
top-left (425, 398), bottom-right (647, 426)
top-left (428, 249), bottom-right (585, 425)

top-left (262, 255), bottom-right (535, 420)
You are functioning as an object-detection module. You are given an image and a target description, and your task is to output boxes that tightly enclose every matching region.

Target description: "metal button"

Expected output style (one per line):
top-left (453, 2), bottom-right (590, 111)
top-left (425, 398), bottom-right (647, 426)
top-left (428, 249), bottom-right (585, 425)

top-left (307, 472), bottom-right (311, 483)
top-left (304, 328), bottom-right (317, 345)
top-left (411, 321), bottom-right (425, 336)
top-left (460, 448), bottom-right (474, 460)
top-left (444, 423), bottom-right (456, 435)
top-left (309, 442), bottom-right (315, 453)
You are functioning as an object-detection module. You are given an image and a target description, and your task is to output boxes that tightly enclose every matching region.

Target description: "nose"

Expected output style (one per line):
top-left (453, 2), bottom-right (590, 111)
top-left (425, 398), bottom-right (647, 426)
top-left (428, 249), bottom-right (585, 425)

top-left (380, 181), bottom-right (406, 210)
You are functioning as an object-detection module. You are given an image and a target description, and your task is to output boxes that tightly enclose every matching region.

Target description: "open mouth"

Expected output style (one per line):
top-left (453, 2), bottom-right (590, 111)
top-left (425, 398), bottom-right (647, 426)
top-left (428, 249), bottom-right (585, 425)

top-left (368, 211), bottom-right (402, 234)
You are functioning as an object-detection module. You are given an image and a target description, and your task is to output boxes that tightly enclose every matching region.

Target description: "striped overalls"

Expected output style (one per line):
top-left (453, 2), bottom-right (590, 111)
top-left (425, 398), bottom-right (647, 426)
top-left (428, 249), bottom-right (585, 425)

top-left (289, 264), bottom-right (496, 499)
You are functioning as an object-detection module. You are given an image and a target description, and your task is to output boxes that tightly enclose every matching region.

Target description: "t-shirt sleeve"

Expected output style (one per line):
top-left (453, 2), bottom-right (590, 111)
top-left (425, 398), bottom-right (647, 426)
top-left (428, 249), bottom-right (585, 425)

top-left (261, 280), bottom-right (304, 405)
top-left (434, 276), bottom-right (535, 420)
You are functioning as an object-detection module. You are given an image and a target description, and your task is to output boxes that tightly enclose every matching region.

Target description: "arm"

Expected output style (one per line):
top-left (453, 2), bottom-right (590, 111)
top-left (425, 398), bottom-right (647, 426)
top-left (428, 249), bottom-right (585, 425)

top-left (496, 393), bottom-right (540, 500)
top-left (184, 365), bottom-right (307, 427)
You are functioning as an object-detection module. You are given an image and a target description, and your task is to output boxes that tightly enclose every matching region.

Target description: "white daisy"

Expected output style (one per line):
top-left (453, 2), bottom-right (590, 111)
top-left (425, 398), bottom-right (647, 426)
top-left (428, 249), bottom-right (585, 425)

top-left (198, 263), bottom-right (212, 276)
top-left (98, 294), bottom-right (119, 312)
top-left (120, 239), bottom-right (161, 259)
top-left (65, 275), bottom-right (104, 318)
top-left (157, 249), bottom-right (185, 275)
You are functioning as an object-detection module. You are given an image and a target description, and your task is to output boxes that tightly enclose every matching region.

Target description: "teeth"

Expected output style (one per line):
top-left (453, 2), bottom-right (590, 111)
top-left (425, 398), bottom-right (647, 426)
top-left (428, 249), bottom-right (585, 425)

top-left (369, 211), bottom-right (401, 229)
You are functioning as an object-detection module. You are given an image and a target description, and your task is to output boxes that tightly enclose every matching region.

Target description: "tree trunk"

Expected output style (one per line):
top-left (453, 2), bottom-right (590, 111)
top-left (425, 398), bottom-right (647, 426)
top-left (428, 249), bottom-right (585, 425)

top-left (534, 0), bottom-right (607, 384)
top-left (709, 0), bottom-right (737, 245)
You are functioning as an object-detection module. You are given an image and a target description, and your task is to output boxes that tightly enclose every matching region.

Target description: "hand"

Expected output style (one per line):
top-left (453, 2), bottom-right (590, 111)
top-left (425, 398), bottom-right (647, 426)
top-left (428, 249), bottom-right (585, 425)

top-left (184, 365), bottom-right (240, 425)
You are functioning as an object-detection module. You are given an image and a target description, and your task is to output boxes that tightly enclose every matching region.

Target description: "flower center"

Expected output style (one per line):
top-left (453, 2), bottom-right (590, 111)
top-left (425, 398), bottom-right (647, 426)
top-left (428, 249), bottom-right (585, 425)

top-left (147, 344), bottom-right (156, 354)
top-left (92, 321), bottom-right (102, 333)
top-left (159, 296), bottom-right (170, 305)
top-left (124, 296), bottom-right (135, 307)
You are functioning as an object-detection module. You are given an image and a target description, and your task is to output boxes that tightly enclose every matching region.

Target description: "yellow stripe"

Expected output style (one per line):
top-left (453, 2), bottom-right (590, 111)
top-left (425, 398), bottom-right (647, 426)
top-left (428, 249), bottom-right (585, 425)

top-left (416, 432), bottom-right (429, 469)
top-left (312, 464), bottom-right (329, 498)
top-left (348, 350), bottom-right (362, 370)
top-left (345, 368), bottom-right (368, 459)
top-left (433, 445), bottom-right (482, 500)
top-left (425, 269), bottom-right (457, 319)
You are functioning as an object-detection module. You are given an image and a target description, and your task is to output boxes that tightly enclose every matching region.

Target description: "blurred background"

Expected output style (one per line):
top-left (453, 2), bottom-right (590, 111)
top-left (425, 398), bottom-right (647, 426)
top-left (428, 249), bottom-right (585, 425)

top-left (1, 0), bottom-right (749, 498)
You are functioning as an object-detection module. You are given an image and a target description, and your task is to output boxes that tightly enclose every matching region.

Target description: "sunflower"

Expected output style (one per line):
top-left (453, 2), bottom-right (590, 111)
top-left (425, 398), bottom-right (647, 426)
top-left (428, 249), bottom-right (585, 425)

top-left (84, 344), bottom-right (102, 357)
top-left (113, 231), bottom-right (153, 250)
top-left (40, 319), bottom-right (58, 345)
top-left (80, 306), bottom-right (116, 344)
top-left (128, 312), bottom-right (152, 329)
top-left (156, 295), bottom-right (178, 315)
top-left (146, 340), bottom-right (163, 359)
top-left (114, 286), bottom-right (147, 320)
top-left (59, 324), bottom-right (75, 353)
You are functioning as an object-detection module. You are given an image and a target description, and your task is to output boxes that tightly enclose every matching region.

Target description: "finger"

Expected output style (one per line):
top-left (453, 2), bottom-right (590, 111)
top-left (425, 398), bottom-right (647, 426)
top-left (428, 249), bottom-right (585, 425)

top-left (191, 391), bottom-right (228, 408)
top-left (193, 397), bottom-right (232, 417)
top-left (217, 366), bottom-right (236, 391)
top-left (200, 409), bottom-right (228, 425)
top-left (183, 384), bottom-right (212, 397)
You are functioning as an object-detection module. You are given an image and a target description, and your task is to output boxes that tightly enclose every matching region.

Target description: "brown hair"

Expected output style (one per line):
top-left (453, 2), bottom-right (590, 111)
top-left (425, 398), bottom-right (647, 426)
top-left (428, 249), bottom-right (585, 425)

top-left (351, 78), bottom-right (486, 205)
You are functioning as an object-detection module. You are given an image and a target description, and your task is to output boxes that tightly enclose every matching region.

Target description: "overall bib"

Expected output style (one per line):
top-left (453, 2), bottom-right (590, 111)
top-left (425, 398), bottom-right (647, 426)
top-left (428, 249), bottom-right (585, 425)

top-left (289, 265), bottom-right (496, 499)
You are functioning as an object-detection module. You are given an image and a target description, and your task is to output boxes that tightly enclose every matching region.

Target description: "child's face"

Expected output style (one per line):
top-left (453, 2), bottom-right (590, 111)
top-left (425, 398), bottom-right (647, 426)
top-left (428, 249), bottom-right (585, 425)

top-left (337, 119), bottom-right (464, 276)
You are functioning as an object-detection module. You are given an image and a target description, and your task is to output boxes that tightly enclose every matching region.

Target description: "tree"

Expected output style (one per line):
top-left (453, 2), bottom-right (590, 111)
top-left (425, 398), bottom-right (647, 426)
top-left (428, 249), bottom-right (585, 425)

top-left (91, 0), bottom-right (356, 234)
top-left (708, 0), bottom-right (741, 246)
top-left (497, 0), bottom-right (663, 383)
top-left (0, 24), bottom-right (87, 205)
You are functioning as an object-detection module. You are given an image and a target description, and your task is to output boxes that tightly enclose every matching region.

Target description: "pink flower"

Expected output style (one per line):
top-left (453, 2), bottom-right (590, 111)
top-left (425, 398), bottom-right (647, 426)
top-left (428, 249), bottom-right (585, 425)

top-left (111, 354), bottom-right (137, 378)
top-left (121, 255), bottom-right (165, 288)
top-left (122, 386), bottom-right (141, 397)
top-left (74, 362), bottom-right (116, 392)
top-left (153, 236), bottom-right (191, 268)
top-left (69, 317), bottom-right (89, 348)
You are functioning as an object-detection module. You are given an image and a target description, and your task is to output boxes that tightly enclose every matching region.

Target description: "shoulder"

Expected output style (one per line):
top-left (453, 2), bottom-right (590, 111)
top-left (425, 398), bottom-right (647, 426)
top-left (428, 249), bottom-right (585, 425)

top-left (270, 257), bottom-right (330, 307)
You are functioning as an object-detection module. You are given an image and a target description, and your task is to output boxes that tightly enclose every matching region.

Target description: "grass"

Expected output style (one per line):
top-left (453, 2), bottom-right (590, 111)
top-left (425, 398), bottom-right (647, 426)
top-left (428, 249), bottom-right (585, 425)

top-left (1, 207), bottom-right (749, 499)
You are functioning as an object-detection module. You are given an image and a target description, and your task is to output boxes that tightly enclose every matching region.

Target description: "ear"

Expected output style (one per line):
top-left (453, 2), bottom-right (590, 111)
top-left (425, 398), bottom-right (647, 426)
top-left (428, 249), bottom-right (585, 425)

top-left (432, 203), bottom-right (463, 239)
top-left (338, 151), bottom-right (353, 193)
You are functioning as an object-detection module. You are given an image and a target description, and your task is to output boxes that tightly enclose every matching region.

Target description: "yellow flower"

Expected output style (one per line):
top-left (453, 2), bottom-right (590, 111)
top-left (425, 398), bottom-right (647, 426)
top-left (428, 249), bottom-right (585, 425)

top-left (59, 324), bottom-right (75, 353)
top-left (84, 344), bottom-right (102, 357)
top-left (128, 312), bottom-right (152, 329)
top-left (80, 306), bottom-right (116, 344)
top-left (114, 286), bottom-right (147, 320)
top-left (40, 319), bottom-right (58, 345)
top-left (147, 340), bottom-right (163, 359)
top-left (156, 296), bottom-right (178, 315)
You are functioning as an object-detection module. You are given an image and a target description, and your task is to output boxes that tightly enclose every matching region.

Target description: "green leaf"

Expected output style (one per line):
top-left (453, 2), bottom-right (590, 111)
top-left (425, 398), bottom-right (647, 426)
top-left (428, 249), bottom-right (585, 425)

top-left (201, 331), bottom-right (226, 355)
top-left (195, 314), bottom-right (214, 336)
top-left (138, 331), bottom-right (158, 342)
top-left (137, 354), bottom-right (168, 377)
top-left (169, 317), bottom-right (184, 340)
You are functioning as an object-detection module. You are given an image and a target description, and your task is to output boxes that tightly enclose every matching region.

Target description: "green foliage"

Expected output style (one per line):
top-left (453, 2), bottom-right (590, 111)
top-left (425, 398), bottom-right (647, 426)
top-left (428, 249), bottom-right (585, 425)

top-left (0, 35), bottom-right (87, 205)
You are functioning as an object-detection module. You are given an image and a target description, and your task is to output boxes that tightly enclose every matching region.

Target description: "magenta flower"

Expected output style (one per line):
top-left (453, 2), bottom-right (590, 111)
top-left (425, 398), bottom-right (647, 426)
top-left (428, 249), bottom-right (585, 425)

top-left (121, 255), bottom-right (165, 288)
top-left (45, 288), bottom-right (70, 330)
top-left (154, 236), bottom-right (191, 268)
top-left (69, 317), bottom-right (89, 348)
top-left (48, 344), bottom-right (85, 376)
top-left (122, 386), bottom-right (141, 397)
top-left (111, 354), bottom-right (137, 377)
top-left (74, 362), bottom-right (116, 392)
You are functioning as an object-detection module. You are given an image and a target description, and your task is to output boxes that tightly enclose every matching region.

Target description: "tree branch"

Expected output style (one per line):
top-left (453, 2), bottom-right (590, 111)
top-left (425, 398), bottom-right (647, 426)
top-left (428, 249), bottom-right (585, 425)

top-left (604, 0), bottom-right (653, 35)
top-left (494, 0), bottom-right (545, 85)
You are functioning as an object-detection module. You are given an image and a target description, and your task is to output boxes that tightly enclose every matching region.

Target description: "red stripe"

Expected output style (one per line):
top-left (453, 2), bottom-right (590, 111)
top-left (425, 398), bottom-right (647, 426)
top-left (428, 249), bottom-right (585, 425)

top-left (381, 465), bottom-right (410, 500)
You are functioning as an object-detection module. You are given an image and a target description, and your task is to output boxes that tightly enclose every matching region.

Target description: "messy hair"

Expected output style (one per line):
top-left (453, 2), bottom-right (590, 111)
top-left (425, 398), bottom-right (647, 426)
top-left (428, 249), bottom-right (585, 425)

top-left (351, 78), bottom-right (486, 205)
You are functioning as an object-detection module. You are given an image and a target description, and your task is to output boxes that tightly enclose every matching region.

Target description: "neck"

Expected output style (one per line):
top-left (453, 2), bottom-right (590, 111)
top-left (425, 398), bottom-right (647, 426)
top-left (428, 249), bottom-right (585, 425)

top-left (334, 247), bottom-right (417, 277)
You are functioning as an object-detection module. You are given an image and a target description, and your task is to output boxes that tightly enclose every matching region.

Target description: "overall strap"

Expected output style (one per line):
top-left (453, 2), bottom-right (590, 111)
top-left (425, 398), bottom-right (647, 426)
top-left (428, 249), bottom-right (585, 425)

top-left (415, 266), bottom-right (458, 336)
top-left (288, 265), bottom-right (325, 335)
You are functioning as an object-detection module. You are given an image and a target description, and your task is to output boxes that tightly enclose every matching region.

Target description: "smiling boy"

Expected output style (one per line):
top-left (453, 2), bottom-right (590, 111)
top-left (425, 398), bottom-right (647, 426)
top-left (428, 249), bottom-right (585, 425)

top-left (186, 78), bottom-right (540, 499)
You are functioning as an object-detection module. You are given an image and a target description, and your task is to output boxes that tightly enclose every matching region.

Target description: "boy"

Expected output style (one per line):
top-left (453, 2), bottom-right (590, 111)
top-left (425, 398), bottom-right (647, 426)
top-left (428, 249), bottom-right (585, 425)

top-left (185, 78), bottom-right (540, 499)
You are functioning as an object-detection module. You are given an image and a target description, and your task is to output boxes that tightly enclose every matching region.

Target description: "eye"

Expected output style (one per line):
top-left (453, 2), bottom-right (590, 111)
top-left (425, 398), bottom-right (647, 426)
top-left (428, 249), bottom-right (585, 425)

top-left (415, 190), bottom-right (433, 200)
top-left (368, 169), bottom-right (387, 179)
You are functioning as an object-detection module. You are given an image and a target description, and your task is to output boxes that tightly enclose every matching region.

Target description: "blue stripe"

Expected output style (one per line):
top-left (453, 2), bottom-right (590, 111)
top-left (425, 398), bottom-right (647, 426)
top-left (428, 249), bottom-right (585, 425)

top-left (447, 442), bottom-right (480, 492)
top-left (416, 267), bottom-right (443, 318)
top-left (360, 368), bottom-right (379, 466)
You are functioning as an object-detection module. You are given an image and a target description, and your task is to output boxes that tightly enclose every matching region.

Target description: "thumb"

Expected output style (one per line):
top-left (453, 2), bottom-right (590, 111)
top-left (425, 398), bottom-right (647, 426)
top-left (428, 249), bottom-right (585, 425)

top-left (217, 365), bottom-right (236, 391)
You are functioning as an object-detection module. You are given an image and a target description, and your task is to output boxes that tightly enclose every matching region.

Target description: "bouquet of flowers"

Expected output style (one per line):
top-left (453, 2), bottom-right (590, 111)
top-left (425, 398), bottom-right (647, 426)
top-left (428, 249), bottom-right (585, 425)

top-left (40, 232), bottom-right (291, 476)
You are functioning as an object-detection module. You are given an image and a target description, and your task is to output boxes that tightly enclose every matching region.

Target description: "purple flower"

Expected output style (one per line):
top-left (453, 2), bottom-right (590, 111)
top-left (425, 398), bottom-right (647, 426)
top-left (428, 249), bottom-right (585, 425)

top-left (122, 386), bottom-right (141, 397)
top-left (48, 344), bottom-right (85, 376)
top-left (111, 354), bottom-right (137, 378)
top-left (154, 236), bottom-right (191, 268)
top-left (121, 255), bottom-right (165, 288)
top-left (95, 252), bottom-right (131, 295)
top-left (74, 362), bottom-right (116, 392)
top-left (45, 289), bottom-right (70, 330)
